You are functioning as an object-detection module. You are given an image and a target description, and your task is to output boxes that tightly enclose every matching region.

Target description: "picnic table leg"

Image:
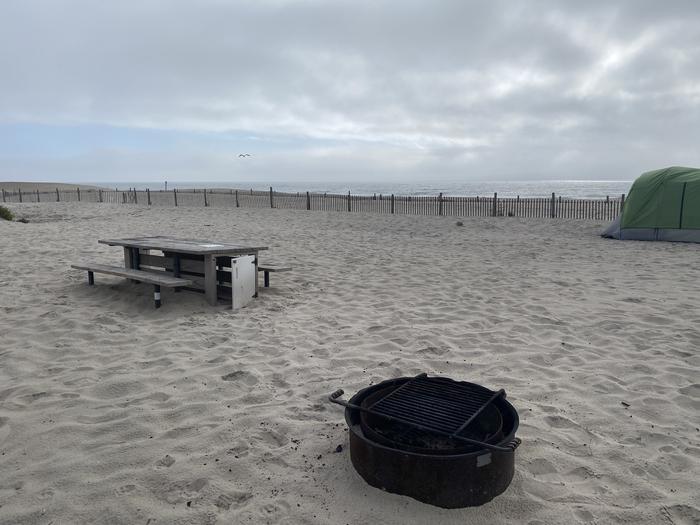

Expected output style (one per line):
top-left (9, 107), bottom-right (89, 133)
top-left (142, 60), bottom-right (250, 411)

top-left (131, 248), bottom-right (141, 283)
top-left (173, 254), bottom-right (181, 293)
top-left (154, 284), bottom-right (161, 308)
top-left (254, 254), bottom-right (259, 297)
top-left (88, 271), bottom-right (94, 285)
top-left (123, 247), bottom-right (136, 283)
top-left (203, 254), bottom-right (218, 305)
top-left (264, 270), bottom-right (270, 288)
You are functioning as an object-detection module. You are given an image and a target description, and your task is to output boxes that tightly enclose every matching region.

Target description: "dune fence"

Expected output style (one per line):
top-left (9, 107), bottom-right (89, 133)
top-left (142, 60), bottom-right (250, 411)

top-left (1, 187), bottom-right (625, 221)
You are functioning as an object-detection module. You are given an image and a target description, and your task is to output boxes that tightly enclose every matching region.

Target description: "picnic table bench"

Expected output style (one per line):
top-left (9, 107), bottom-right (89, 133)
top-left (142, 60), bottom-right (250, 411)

top-left (258, 264), bottom-right (293, 287)
top-left (71, 263), bottom-right (191, 308)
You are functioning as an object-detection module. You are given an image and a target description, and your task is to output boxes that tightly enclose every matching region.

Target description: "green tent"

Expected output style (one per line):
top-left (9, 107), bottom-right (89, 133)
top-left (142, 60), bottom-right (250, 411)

top-left (602, 166), bottom-right (700, 242)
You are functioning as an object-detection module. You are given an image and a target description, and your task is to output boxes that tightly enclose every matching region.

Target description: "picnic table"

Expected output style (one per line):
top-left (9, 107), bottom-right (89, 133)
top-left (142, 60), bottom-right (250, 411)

top-left (98, 236), bottom-right (268, 305)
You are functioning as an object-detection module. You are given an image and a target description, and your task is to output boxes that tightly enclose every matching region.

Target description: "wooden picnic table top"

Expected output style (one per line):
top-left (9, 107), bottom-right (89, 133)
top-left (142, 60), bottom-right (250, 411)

top-left (98, 236), bottom-right (268, 255)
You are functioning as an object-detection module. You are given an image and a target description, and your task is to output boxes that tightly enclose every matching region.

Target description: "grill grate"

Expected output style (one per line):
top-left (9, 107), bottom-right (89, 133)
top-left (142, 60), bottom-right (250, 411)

top-left (367, 374), bottom-right (504, 438)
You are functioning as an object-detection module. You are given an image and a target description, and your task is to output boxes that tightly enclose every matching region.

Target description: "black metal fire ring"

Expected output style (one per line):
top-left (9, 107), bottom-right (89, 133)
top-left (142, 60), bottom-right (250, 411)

top-left (329, 374), bottom-right (521, 508)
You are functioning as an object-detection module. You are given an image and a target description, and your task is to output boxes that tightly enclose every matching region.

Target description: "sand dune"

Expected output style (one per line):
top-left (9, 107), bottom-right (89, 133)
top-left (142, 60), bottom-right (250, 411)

top-left (0, 202), bottom-right (698, 524)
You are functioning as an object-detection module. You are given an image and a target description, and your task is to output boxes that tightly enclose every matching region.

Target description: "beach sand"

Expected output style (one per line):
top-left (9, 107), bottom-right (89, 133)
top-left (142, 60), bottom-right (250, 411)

top-left (0, 202), bottom-right (698, 524)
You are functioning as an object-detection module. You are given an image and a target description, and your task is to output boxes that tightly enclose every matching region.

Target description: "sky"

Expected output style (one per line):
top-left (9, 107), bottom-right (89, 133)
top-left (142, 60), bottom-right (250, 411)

top-left (1, 0), bottom-right (699, 184)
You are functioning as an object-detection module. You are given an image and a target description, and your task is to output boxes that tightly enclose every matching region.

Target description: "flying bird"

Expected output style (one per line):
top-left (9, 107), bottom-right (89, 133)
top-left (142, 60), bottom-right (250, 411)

top-left (238, 153), bottom-right (252, 157)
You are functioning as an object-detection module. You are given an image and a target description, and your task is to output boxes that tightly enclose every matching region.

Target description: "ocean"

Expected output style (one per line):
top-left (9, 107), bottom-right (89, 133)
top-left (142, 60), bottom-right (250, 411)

top-left (102, 180), bottom-right (633, 199)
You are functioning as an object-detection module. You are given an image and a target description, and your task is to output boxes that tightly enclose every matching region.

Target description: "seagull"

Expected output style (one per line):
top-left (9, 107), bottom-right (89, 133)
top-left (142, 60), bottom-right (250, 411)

top-left (238, 153), bottom-right (252, 157)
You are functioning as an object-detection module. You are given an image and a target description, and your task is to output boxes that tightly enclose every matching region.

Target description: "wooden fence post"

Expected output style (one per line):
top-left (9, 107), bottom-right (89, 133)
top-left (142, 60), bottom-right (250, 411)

top-left (269, 187), bottom-right (274, 208)
top-left (306, 191), bottom-right (310, 210)
top-left (492, 192), bottom-right (497, 216)
top-left (174, 188), bottom-right (178, 206)
top-left (36, 189), bottom-right (40, 202)
top-left (18, 188), bottom-right (22, 203)
top-left (122, 191), bottom-right (126, 204)
top-left (147, 188), bottom-right (151, 205)
top-left (620, 193), bottom-right (625, 212)
top-left (438, 192), bottom-right (443, 216)
top-left (235, 189), bottom-right (239, 207)
top-left (2, 188), bottom-right (5, 202)
top-left (550, 192), bottom-right (556, 218)
top-left (56, 188), bottom-right (60, 202)
top-left (203, 188), bottom-right (208, 207)
top-left (133, 188), bottom-right (137, 204)
top-left (391, 194), bottom-right (395, 214)
top-left (77, 187), bottom-right (81, 201)
top-left (347, 191), bottom-right (351, 212)
top-left (98, 189), bottom-right (103, 203)
top-left (558, 195), bottom-right (561, 217)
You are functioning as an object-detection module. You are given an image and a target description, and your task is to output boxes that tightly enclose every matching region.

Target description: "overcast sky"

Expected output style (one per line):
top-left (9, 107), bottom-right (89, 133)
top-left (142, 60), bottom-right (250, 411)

top-left (1, 0), bottom-right (699, 184)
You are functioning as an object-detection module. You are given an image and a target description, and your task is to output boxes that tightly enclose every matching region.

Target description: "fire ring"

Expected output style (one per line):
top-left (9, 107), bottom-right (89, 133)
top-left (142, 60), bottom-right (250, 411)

top-left (330, 373), bottom-right (521, 508)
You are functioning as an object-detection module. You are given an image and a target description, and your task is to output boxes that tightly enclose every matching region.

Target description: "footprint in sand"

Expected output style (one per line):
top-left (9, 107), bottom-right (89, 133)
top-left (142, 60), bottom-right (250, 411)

top-left (146, 391), bottom-right (171, 403)
top-left (136, 358), bottom-right (173, 369)
top-left (156, 478), bottom-right (209, 505)
top-left (253, 428), bottom-right (288, 448)
top-left (0, 417), bottom-right (9, 443)
top-left (525, 457), bottom-right (557, 476)
top-left (641, 314), bottom-right (674, 325)
top-left (662, 504), bottom-right (700, 525)
top-left (258, 500), bottom-right (292, 520)
top-left (679, 383), bottom-right (700, 398)
top-left (574, 508), bottom-right (596, 522)
top-left (621, 297), bottom-right (644, 303)
top-left (544, 415), bottom-right (578, 429)
top-left (115, 484), bottom-right (137, 496)
top-left (270, 373), bottom-right (290, 388)
top-left (418, 346), bottom-right (449, 356)
top-left (206, 335), bottom-right (231, 346)
top-left (221, 371), bottom-right (258, 386)
top-left (215, 491), bottom-right (253, 510)
top-left (155, 454), bottom-right (176, 468)
top-left (161, 426), bottom-right (199, 440)
top-left (34, 488), bottom-right (55, 502)
top-left (27, 392), bottom-right (49, 402)
top-left (565, 466), bottom-right (598, 480)
top-left (226, 441), bottom-right (250, 457)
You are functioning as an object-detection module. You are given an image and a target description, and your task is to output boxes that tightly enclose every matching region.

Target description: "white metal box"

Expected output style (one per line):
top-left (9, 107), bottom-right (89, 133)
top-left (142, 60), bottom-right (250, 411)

top-left (230, 255), bottom-right (256, 310)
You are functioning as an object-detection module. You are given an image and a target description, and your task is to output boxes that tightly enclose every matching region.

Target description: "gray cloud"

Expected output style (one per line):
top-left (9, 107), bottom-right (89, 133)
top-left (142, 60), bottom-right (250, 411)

top-left (1, 0), bottom-right (698, 182)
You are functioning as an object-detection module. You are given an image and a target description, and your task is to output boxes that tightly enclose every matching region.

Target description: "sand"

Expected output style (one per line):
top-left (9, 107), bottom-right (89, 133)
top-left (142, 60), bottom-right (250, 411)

top-left (0, 202), bottom-right (698, 525)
